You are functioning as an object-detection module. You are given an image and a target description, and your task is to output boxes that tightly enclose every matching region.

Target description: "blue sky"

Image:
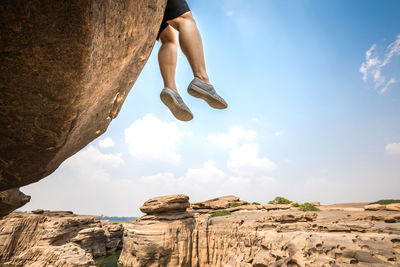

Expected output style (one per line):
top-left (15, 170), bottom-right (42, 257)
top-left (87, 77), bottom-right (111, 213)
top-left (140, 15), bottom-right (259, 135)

top-left (22, 0), bottom-right (400, 216)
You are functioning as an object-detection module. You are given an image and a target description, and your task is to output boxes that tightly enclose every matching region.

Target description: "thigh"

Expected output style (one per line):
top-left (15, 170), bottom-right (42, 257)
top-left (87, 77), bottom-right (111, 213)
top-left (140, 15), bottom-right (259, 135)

top-left (157, 0), bottom-right (190, 40)
top-left (164, 0), bottom-right (190, 21)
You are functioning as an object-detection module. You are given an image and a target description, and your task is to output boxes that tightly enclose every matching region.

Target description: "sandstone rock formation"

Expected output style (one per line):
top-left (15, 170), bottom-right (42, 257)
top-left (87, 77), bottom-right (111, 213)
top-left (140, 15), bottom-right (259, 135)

top-left (120, 195), bottom-right (400, 267)
top-left (365, 203), bottom-right (400, 211)
top-left (0, 210), bottom-right (124, 266)
top-left (140, 194), bottom-right (190, 214)
top-left (191, 195), bottom-right (246, 210)
top-left (0, 188), bottom-right (31, 218)
top-left (0, 0), bottom-right (167, 214)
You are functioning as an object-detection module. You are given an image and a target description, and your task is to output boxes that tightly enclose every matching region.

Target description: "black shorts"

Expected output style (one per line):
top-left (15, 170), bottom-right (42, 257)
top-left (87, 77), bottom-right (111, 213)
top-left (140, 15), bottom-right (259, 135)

top-left (157, 0), bottom-right (191, 40)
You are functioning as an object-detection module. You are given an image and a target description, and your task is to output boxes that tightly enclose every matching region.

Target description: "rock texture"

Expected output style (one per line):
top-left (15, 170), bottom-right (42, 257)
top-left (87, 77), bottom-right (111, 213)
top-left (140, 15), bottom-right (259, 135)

top-left (0, 211), bottom-right (125, 266)
top-left (0, 0), bottom-right (167, 212)
top-left (0, 188), bottom-right (31, 218)
top-left (140, 194), bottom-right (190, 214)
top-left (365, 203), bottom-right (400, 211)
top-left (120, 196), bottom-right (400, 267)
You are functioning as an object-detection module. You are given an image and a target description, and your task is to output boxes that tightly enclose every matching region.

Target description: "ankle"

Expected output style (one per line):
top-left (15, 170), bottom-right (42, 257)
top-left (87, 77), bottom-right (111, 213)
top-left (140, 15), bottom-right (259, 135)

top-left (164, 85), bottom-right (178, 93)
top-left (195, 74), bottom-right (210, 84)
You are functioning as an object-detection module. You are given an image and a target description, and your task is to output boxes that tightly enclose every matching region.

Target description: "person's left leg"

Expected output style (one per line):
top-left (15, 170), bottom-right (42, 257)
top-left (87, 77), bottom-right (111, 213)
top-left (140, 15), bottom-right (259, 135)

top-left (167, 12), bottom-right (210, 84)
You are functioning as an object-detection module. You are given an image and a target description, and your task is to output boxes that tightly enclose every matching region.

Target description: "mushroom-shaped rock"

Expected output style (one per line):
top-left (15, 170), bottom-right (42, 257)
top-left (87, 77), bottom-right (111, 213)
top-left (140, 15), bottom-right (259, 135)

top-left (0, 0), bottom-right (167, 215)
top-left (140, 195), bottom-right (190, 215)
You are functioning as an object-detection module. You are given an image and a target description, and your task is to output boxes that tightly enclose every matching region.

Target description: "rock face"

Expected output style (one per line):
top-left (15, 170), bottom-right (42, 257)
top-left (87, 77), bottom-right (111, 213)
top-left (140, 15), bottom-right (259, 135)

top-left (0, 211), bottom-right (125, 266)
top-left (0, 0), bottom-right (167, 212)
top-left (0, 188), bottom-right (31, 218)
top-left (120, 195), bottom-right (400, 267)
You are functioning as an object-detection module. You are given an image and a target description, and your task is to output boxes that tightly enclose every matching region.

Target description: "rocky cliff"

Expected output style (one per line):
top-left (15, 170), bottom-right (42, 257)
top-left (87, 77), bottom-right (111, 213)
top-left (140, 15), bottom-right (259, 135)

top-left (0, 210), bottom-right (124, 266)
top-left (120, 195), bottom-right (400, 267)
top-left (0, 0), bottom-right (167, 214)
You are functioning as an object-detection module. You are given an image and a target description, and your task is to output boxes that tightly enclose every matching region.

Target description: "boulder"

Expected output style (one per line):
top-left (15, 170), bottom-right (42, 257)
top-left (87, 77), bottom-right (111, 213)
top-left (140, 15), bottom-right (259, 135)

top-left (191, 195), bottom-right (247, 210)
top-left (0, 0), bottom-right (167, 213)
top-left (32, 209), bottom-right (44, 214)
top-left (0, 188), bottom-right (31, 217)
top-left (364, 204), bottom-right (386, 211)
top-left (386, 203), bottom-right (400, 211)
top-left (140, 194), bottom-right (190, 215)
top-left (262, 204), bottom-right (291, 211)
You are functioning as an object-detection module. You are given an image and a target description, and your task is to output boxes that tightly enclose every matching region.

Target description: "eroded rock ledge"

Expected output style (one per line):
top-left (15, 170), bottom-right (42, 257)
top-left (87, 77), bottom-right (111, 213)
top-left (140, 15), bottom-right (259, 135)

top-left (0, 210), bottom-right (124, 266)
top-left (120, 195), bottom-right (400, 267)
top-left (0, 0), bottom-right (167, 213)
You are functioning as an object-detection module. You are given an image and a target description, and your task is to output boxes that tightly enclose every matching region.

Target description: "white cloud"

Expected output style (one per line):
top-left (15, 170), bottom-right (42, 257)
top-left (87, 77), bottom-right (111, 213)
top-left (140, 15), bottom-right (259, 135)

top-left (124, 114), bottom-right (184, 163)
top-left (360, 35), bottom-right (400, 93)
top-left (226, 10), bottom-right (234, 16)
top-left (386, 142), bottom-right (400, 155)
top-left (227, 144), bottom-right (276, 176)
top-left (382, 34), bottom-right (400, 66)
top-left (68, 146), bottom-right (124, 170)
top-left (185, 160), bottom-right (226, 184)
top-left (380, 78), bottom-right (396, 94)
top-left (207, 125), bottom-right (256, 148)
top-left (98, 137), bottom-right (115, 148)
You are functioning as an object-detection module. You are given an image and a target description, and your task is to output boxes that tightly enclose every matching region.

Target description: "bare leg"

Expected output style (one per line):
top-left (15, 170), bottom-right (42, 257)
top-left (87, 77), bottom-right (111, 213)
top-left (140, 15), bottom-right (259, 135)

top-left (158, 26), bottom-right (179, 93)
top-left (168, 12), bottom-right (210, 84)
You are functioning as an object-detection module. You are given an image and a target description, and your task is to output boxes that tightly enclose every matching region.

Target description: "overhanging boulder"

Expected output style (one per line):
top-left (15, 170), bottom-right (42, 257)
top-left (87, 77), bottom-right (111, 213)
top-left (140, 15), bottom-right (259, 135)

top-left (0, 0), bottom-right (167, 210)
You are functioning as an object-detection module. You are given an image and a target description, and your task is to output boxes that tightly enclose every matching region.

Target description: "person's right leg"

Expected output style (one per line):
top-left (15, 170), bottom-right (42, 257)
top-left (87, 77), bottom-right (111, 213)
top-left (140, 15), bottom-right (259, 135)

top-left (158, 26), bottom-right (179, 93)
top-left (167, 12), bottom-right (210, 84)
top-left (168, 11), bottom-right (228, 109)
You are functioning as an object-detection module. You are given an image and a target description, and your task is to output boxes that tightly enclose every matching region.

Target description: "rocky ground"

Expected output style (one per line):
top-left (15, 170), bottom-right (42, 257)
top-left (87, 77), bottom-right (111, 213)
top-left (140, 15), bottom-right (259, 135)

top-left (0, 210), bottom-right (124, 266)
top-left (1, 196), bottom-right (399, 267)
top-left (119, 195), bottom-right (400, 267)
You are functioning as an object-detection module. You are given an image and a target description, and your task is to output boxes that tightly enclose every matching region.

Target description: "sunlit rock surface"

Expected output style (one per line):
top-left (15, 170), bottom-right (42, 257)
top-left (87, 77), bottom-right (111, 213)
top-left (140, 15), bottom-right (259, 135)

top-left (120, 196), bottom-right (400, 267)
top-left (0, 0), bottom-right (167, 214)
top-left (0, 211), bottom-right (124, 266)
top-left (0, 188), bottom-right (30, 218)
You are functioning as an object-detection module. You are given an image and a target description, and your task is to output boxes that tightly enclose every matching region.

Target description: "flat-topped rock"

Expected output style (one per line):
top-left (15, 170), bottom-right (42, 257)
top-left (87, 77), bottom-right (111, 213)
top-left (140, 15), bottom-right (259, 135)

top-left (365, 203), bottom-right (400, 211)
top-left (140, 194), bottom-right (190, 214)
top-left (191, 195), bottom-right (248, 210)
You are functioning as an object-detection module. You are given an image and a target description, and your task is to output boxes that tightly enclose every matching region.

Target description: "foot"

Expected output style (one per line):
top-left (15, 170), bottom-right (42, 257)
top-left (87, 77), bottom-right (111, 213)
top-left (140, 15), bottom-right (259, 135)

top-left (187, 77), bottom-right (228, 109)
top-left (160, 88), bottom-right (193, 121)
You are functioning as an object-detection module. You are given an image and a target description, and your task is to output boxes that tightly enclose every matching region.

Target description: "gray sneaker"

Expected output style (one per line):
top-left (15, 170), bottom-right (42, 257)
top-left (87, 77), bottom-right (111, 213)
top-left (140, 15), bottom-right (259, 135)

top-left (187, 77), bottom-right (228, 109)
top-left (160, 88), bottom-right (193, 121)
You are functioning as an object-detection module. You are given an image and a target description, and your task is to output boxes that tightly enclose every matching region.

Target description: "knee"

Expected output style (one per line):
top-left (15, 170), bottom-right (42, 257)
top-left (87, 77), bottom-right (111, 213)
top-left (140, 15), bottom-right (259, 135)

top-left (168, 11), bottom-right (195, 31)
top-left (160, 29), bottom-right (178, 47)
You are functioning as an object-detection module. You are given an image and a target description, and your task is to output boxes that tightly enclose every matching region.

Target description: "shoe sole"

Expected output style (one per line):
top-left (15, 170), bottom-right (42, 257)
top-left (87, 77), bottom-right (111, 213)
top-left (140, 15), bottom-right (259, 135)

top-left (188, 84), bottom-right (227, 109)
top-left (160, 92), bottom-right (193, 121)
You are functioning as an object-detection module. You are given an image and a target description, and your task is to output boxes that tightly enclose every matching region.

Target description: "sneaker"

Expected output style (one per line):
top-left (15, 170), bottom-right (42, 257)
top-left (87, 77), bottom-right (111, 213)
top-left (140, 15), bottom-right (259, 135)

top-left (160, 88), bottom-right (193, 121)
top-left (187, 77), bottom-right (228, 109)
